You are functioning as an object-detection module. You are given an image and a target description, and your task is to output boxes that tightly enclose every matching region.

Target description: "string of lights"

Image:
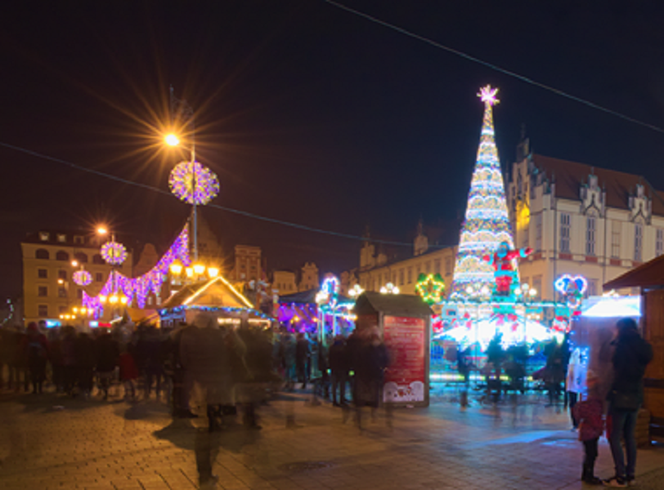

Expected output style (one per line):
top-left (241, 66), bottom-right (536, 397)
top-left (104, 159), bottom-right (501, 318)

top-left (323, 0), bottom-right (664, 135)
top-left (0, 141), bottom-right (454, 250)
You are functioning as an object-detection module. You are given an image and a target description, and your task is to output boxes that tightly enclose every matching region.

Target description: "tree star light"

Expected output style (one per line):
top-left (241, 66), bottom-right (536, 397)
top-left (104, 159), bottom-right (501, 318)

top-left (478, 85), bottom-right (499, 106)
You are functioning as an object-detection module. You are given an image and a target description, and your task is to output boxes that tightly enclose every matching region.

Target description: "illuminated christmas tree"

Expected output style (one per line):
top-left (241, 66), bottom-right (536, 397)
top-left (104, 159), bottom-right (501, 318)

top-left (451, 86), bottom-right (516, 297)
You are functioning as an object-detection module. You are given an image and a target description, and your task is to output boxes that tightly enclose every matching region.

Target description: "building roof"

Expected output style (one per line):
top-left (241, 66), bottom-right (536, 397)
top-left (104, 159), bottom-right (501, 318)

top-left (531, 154), bottom-right (664, 216)
top-left (603, 254), bottom-right (664, 290)
top-left (354, 291), bottom-right (433, 317)
top-left (160, 276), bottom-right (253, 310)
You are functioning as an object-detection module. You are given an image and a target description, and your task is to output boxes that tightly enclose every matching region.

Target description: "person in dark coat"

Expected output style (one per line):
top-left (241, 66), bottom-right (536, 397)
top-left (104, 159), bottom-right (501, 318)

top-left (24, 323), bottom-right (49, 394)
top-left (604, 318), bottom-right (653, 487)
top-left (295, 333), bottom-right (310, 389)
top-left (9, 326), bottom-right (29, 392)
top-left (136, 327), bottom-right (166, 400)
top-left (74, 332), bottom-right (96, 398)
top-left (95, 330), bottom-right (119, 400)
top-left (354, 329), bottom-right (389, 428)
top-left (329, 335), bottom-right (348, 406)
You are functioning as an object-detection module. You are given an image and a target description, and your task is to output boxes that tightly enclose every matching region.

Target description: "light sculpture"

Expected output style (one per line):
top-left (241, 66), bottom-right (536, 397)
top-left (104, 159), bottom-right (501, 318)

top-left (415, 273), bottom-right (446, 305)
top-left (72, 270), bottom-right (92, 286)
top-left (169, 161), bottom-right (220, 205)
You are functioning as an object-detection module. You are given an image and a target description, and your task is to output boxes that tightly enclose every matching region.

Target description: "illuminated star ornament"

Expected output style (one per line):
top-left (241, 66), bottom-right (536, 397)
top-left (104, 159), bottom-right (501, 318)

top-left (101, 240), bottom-right (128, 265)
top-left (72, 270), bottom-right (92, 286)
top-left (415, 273), bottom-right (446, 305)
top-left (478, 85), bottom-right (499, 106)
top-left (169, 161), bottom-right (220, 205)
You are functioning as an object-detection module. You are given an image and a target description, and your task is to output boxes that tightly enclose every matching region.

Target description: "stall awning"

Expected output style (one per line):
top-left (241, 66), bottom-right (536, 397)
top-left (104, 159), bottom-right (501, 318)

top-left (603, 254), bottom-right (664, 290)
top-left (354, 291), bottom-right (433, 317)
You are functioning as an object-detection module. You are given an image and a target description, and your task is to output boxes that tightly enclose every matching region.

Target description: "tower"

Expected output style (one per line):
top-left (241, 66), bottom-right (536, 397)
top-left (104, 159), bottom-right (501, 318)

top-left (451, 86), bottom-right (516, 295)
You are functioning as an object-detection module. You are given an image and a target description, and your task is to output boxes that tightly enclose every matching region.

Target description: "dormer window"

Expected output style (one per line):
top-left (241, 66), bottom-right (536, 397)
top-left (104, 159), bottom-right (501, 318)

top-left (57, 234), bottom-right (66, 243)
top-left (74, 235), bottom-right (84, 245)
top-left (39, 232), bottom-right (50, 241)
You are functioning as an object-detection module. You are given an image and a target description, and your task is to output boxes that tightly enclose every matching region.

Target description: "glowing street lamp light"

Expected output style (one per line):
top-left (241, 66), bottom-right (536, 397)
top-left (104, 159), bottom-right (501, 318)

top-left (164, 133), bottom-right (180, 147)
top-left (96, 226), bottom-right (108, 236)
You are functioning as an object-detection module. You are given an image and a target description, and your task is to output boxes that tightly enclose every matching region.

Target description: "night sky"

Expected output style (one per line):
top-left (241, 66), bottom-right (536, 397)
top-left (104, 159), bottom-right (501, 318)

top-left (3, 1), bottom-right (664, 300)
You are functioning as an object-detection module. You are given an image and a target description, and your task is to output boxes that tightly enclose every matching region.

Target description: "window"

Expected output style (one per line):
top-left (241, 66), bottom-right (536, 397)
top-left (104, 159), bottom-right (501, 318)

top-left (611, 221), bottom-right (621, 258)
top-left (58, 287), bottom-right (67, 298)
top-left (560, 213), bottom-right (571, 253)
top-left (38, 305), bottom-right (48, 317)
top-left (534, 214), bottom-right (542, 252)
top-left (425, 261), bottom-right (431, 274)
top-left (634, 224), bottom-right (643, 262)
top-left (95, 272), bottom-right (103, 283)
top-left (38, 286), bottom-right (48, 297)
top-left (416, 264), bottom-right (422, 275)
top-left (92, 254), bottom-right (104, 264)
top-left (36, 249), bottom-right (50, 260)
top-left (657, 229), bottom-right (664, 257)
top-left (392, 272), bottom-right (397, 284)
top-left (522, 225), bottom-right (529, 248)
top-left (407, 267), bottom-right (412, 284)
top-left (57, 234), bottom-right (66, 243)
top-left (37, 269), bottom-right (48, 279)
top-left (58, 270), bottom-right (67, 280)
top-left (532, 275), bottom-right (542, 300)
top-left (434, 259), bottom-right (441, 275)
top-left (74, 235), bottom-right (84, 245)
top-left (586, 216), bottom-right (596, 256)
top-left (445, 258), bottom-right (453, 275)
top-left (588, 279), bottom-right (598, 297)
top-left (74, 252), bottom-right (88, 264)
top-left (399, 269), bottom-right (404, 286)
top-left (55, 251), bottom-right (69, 261)
top-left (39, 232), bottom-right (50, 241)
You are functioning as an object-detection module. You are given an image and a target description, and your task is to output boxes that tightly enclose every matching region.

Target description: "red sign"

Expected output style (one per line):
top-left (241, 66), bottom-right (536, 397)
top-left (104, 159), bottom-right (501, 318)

top-left (382, 316), bottom-right (426, 403)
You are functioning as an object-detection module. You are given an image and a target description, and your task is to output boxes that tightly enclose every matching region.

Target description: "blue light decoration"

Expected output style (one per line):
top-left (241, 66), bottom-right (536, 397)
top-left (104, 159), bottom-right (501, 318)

top-left (451, 86), bottom-right (517, 296)
top-left (83, 225), bottom-right (191, 317)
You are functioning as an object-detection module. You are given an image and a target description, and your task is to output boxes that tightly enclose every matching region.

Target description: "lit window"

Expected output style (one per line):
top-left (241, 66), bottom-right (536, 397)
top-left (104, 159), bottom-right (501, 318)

top-left (39, 232), bottom-right (50, 241)
top-left (57, 234), bottom-right (66, 243)
top-left (560, 213), bottom-right (571, 253)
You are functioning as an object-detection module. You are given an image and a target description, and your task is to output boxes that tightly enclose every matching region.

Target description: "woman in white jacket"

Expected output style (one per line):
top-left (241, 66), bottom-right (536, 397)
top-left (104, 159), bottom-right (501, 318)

top-left (566, 348), bottom-right (586, 429)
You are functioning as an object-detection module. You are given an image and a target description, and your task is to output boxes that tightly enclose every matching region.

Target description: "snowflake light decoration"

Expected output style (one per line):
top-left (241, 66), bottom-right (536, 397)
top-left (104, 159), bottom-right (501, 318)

top-left (478, 85), bottom-right (499, 106)
top-left (169, 161), bottom-right (220, 205)
top-left (72, 270), bottom-right (92, 286)
top-left (101, 240), bottom-right (128, 265)
top-left (415, 273), bottom-right (446, 305)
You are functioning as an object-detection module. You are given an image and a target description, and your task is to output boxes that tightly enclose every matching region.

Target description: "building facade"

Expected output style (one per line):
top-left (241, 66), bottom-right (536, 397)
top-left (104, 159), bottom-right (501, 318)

top-left (21, 230), bottom-right (133, 325)
top-left (357, 228), bottom-right (457, 296)
top-left (508, 141), bottom-right (664, 300)
top-left (230, 245), bottom-right (262, 282)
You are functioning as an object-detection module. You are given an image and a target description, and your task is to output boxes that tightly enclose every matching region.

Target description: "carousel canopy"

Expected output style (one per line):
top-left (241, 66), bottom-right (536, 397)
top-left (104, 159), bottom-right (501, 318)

top-left (278, 288), bottom-right (318, 304)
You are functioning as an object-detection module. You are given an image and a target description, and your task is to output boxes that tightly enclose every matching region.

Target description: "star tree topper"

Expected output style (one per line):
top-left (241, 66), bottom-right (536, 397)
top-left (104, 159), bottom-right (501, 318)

top-left (478, 85), bottom-right (500, 106)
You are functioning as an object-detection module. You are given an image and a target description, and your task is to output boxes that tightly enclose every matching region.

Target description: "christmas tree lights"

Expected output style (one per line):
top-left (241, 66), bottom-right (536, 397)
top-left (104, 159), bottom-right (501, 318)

top-left (451, 85), bottom-right (516, 296)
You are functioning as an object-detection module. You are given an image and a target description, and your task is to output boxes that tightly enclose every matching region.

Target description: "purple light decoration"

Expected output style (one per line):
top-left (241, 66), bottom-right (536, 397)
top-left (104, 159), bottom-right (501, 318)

top-left (169, 161), bottom-right (220, 205)
top-left (101, 240), bottom-right (127, 265)
top-left (72, 270), bottom-right (92, 286)
top-left (83, 226), bottom-right (191, 316)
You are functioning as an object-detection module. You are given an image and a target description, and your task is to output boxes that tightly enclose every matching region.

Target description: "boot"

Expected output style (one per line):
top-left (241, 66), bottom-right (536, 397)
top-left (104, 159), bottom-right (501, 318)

top-left (582, 464), bottom-right (602, 485)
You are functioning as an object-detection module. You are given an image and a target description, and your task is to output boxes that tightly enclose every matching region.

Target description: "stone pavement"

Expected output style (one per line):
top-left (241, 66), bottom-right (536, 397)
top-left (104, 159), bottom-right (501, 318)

top-left (0, 386), bottom-right (663, 490)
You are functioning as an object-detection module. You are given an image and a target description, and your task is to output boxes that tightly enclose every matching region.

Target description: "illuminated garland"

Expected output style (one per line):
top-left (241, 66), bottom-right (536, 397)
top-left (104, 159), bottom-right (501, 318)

top-left (101, 240), bottom-right (127, 265)
top-left (415, 273), bottom-right (446, 305)
top-left (169, 161), bottom-right (220, 205)
top-left (83, 226), bottom-right (191, 317)
top-left (451, 85), bottom-right (516, 295)
top-left (72, 270), bottom-right (92, 286)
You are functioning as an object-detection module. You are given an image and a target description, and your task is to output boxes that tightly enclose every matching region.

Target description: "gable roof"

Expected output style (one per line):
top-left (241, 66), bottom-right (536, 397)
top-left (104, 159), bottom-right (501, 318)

top-left (530, 154), bottom-right (664, 216)
top-left (603, 254), bottom-right (664, 290)
top-left (354, 291), bottom-right (433, 317)
top-left (160, 276), bottom-right (253, 310)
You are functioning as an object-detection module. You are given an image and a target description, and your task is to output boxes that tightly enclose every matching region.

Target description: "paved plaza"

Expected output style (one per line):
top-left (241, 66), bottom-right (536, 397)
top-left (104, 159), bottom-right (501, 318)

top-left (1, 386), bottom-right (663, 490)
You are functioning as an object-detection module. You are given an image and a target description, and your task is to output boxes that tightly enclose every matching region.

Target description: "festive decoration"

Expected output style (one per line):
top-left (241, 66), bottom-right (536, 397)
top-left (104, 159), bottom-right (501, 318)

top-left (380, 282), bottom-right (400, 294)
top-left (554, 274), bottom-right (587, 309)
top-left (169, 161), bottom-right (220, 205)
top-left (348, 284), bottom-right (365, 298)
top-left (483, 241), bottom-right (532, 297)
top-left (72, 269), bottom-right (92, 286)
top-left (415, 273), bottom-right (446, 305)
top-left (451, 85), bottom-right (516, 296)
top-left (84, 226), bottom-right (191, 317)
top-left (101, 240), bottom-right (127, 265)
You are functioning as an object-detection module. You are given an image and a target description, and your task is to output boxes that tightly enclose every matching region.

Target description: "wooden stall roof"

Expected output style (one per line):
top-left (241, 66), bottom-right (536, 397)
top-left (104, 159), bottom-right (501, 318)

top-left (160, 276), bottom-right (253, 310)
top-left (354, 291), bottom-right (433, 317)
top-left (604, 254), bottom-right (664, 290)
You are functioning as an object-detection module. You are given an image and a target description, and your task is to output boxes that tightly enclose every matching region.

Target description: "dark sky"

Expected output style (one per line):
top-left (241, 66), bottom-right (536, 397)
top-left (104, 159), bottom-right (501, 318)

top-left (3, 1), bottom-right (664, 299)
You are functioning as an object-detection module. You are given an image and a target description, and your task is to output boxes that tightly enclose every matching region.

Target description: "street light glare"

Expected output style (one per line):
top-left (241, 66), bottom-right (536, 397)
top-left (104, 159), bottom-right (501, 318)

top-left (97, 226), bottom-right (108, 235)
top-left (165, 133), bottom-right (180, 146)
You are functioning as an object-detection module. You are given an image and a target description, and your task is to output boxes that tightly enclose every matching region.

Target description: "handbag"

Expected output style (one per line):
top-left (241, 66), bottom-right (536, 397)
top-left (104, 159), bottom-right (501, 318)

top-left (611, 390), bottom-right (640, 411)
